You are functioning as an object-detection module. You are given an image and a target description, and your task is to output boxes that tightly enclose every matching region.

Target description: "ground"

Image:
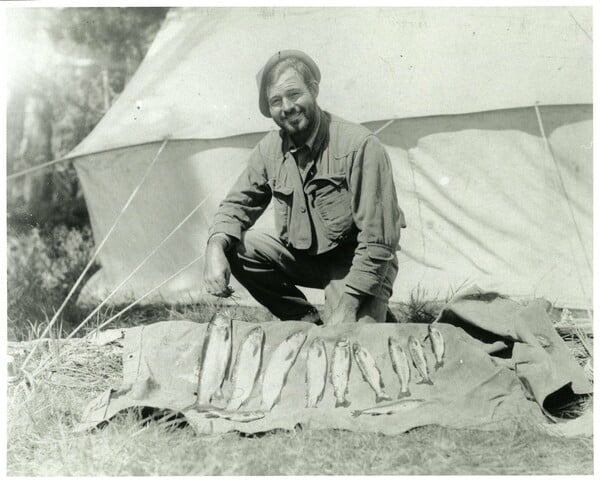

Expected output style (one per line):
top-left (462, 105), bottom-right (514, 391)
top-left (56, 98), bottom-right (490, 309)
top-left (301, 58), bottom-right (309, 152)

top-left (6, 304), bottom-right (594, 476)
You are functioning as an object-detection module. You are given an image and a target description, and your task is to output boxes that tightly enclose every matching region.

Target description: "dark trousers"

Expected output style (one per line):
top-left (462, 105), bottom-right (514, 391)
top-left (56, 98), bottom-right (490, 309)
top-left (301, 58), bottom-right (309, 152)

top-left (227, 230), bottom-right (398, 324)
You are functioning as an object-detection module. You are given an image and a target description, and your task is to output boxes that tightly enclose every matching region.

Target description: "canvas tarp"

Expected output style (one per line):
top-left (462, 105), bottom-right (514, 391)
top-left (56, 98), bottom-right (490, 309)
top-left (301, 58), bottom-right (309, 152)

top-left (70, 8), bottom-right (593, 309)
top-left (76, 290), bottom-right (592, 436)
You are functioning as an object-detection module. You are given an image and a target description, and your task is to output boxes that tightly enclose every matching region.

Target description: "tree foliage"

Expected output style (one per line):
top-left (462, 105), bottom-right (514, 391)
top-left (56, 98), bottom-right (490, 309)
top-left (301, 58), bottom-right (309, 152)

top-left (7, 7), bottom-right (169, 230)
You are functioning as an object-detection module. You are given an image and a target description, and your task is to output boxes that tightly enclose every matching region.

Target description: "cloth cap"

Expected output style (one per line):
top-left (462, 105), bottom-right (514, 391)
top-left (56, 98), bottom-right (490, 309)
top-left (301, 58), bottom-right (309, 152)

top-left (256, 50), bottom-right (321, 118)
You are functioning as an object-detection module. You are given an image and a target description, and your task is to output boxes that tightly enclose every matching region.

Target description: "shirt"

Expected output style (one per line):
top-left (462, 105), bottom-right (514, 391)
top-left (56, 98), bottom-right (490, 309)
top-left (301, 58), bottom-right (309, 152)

top-left (209, 109), bottom-right (406, 297)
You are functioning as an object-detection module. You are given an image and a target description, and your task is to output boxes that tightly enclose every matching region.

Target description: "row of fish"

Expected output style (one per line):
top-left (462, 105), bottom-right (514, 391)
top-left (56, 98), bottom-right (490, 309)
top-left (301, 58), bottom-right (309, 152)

top-left (195, 313), bottom-right (446, 420)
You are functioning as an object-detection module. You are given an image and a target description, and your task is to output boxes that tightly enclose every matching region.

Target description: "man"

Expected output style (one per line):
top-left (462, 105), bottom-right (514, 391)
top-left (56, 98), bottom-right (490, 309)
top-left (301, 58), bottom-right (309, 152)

top-left (204, 50), bottom-right (405, 325)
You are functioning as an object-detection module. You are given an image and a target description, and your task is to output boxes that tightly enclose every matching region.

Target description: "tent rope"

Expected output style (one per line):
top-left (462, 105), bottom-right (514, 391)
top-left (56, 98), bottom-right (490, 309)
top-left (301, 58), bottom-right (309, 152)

top-left (66, 194), bottom-right (211, 340)
top-left (373, 119), bottom-right (395, 136)
top-left (29, 252), bottom-right (206, 380)
top-left (83, 253), bottom-right (205, 339)
top-left (533, 104), bottom-right (591, 304)
top-left (18, 138), bottom-right (170, 374)
top-left (7, 156), bottom-right (72, 180)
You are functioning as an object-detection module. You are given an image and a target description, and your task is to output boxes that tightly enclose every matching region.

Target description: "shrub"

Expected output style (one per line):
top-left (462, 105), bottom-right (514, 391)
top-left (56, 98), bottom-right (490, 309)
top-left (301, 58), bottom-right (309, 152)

top-left (7, 225), bottom-right (98, 341)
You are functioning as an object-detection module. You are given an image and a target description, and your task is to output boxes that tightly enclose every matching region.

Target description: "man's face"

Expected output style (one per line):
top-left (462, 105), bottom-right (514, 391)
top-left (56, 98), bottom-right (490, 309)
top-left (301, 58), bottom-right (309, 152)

top-left (266, 67), bottom-right (318, 142)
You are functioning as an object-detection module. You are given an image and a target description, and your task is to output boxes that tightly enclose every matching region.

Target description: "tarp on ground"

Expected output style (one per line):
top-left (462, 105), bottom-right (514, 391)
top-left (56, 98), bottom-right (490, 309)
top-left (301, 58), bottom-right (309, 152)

top-left (76, 291), bottom-right (592, 436)
top-left (71, 7), bottom-right (593, 308)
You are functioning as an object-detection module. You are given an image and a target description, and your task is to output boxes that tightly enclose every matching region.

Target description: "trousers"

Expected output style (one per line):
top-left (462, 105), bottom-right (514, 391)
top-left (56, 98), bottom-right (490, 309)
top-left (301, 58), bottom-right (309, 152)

top-left (227, 230), bottom-right (398, 324)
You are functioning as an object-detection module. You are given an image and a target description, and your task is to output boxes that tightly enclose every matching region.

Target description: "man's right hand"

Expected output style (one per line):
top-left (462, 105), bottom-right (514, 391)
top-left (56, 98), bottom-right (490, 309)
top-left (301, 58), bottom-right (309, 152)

top-left (203, 235), bottom-right (234, 297)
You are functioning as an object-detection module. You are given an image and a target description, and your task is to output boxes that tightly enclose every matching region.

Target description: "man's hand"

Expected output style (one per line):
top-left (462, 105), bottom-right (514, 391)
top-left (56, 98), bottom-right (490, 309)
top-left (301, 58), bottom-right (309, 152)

top-left (327, 292), bottom-right (363, 326)
top-left (203, 235), bottom-right (234, 297)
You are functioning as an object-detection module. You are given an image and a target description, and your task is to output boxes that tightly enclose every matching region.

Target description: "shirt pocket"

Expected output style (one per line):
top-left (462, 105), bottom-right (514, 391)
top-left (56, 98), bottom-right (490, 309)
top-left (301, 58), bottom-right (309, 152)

top-left (269, 179), bottom-right (294, 242)
top-left (307, 174), bottom-right (354, 241)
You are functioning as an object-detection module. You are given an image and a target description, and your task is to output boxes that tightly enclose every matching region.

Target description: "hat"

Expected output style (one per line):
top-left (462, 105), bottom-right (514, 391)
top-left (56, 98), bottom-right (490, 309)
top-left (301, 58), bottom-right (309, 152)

top-left (256, 50), bottom-right (321, 118)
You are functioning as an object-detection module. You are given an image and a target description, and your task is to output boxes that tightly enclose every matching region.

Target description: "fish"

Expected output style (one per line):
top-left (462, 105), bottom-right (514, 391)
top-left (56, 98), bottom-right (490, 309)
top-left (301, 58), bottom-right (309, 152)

top-left (351, 398), bottom-right (426, 417)
top-left (352, 342), bottom-right (392, 403)
top-left (197, 312), bottom-right (233, 405)
top-left (226, 326), bottom-right (265, 411)
top-left (201, 407), bottom-right (266, 423)
top-left (425, 324), bottom-right (445, 370)
top-left (305, 337), bottom-right (328, 408)
top-left (407, 335), bottom-right (433, 385)
top-left (261, 331), bottom-right (307, 411)
top-left (388, 336), bottom-right (411, 397)
top-left (331, 338), bottom-right (352, 408)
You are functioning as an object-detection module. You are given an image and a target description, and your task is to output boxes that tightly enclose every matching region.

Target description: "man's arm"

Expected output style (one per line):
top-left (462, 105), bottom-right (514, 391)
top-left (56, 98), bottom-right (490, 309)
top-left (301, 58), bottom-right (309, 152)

top-left (204, 144), bottom-right (272, 296)
top-left (330, 134), bottom-right (405, 322)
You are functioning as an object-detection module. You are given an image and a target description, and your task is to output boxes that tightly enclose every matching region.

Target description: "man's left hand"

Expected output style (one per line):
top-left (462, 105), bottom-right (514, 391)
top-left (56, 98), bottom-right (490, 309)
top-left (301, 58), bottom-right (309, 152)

top-left (327, 293), bottom-right (363, 326)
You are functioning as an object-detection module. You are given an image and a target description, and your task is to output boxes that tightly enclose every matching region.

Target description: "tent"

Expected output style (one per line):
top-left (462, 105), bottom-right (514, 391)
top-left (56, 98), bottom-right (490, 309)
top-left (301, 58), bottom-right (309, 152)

top-left (69, 7), bottom-right (592, 310)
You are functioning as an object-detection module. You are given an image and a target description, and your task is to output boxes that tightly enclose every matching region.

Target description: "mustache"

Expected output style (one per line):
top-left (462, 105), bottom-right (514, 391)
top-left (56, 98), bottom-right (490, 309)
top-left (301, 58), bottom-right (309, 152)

top-left (281, 108), bottom-right (303, 119)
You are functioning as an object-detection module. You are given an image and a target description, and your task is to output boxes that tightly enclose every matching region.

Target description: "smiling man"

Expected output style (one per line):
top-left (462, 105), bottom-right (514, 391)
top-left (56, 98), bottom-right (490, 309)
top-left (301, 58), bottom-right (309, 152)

top-left (204, 50), bottom-right (405, 325)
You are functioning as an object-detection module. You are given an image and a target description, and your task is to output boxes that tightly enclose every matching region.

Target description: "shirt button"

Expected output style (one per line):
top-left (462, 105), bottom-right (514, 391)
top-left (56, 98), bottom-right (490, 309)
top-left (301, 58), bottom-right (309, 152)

top-left (300, 206), bottom-right (306, 213)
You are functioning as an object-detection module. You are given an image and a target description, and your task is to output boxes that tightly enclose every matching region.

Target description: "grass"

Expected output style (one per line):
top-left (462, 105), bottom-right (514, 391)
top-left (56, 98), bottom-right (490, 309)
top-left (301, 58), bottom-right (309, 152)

top-left (6, 227), bottom-right (594, 475)
top-left (7, 369), bottom-right (594, 476)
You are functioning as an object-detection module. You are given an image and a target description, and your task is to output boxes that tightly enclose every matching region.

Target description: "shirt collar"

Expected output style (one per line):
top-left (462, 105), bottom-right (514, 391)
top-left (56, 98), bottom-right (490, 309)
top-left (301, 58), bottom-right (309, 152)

top-left (280, 108), bottom-right (328, 159)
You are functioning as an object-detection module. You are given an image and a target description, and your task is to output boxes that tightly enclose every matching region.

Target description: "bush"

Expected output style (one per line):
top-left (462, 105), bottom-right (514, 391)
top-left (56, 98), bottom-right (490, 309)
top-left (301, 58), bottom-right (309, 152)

top-left (7, 225), bottom-right (98, 341)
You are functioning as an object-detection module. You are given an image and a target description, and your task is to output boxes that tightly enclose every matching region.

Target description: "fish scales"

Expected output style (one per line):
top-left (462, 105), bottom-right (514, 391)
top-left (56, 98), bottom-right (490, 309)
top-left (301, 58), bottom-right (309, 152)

top-left (305, 337), bottom-right (328, 408)
top-left (388, 336), bottom-right (411, 397)
top-left (408, 335), bottom-right (433, 385)
top-left (227, 326), bottom-right (265, 410)
top-left (261, 331), bottom-right (307, 411)
top-left (197, 313), bottom-right (232, 405)
top-left (352, 342), bottom-right (392, 403)
top-left (428, 324), bottom-right (445, 370)
top-left (331, 338), bottom-right (352, 408)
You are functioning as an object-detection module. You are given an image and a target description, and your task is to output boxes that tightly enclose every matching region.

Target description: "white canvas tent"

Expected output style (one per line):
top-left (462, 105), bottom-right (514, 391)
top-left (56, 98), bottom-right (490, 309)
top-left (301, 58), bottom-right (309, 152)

top-left (69, 7), bottom-right (592, 310)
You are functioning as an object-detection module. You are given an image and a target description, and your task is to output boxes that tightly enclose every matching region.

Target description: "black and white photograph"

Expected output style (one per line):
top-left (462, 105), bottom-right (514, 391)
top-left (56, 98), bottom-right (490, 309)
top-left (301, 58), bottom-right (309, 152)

top-left (4, 1), bottom-right (594, 476)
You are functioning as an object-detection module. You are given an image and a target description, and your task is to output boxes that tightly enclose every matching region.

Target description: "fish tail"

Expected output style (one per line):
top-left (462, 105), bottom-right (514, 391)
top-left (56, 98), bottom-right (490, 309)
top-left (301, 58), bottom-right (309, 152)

top-left (351, 410), bottom-right (361, 418)
top-left (417, 378), bottom-right (434, 386)
top-left (399, 389), bottom-right (411, 398)
top-left (435, 361), bottom-right (444, 371)
top-left (336, 399), bottom-right (351, 408)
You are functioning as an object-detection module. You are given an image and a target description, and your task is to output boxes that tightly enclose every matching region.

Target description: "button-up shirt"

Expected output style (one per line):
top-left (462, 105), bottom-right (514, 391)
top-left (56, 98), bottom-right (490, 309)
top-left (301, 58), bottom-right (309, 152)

top-left (209, 109), bottom-right (406, 298)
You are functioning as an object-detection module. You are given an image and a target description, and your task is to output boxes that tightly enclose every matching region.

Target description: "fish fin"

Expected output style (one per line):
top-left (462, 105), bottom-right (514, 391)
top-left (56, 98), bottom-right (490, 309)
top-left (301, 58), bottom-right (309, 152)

top-left (399, 390), bottom-right (411, 398)
top-left (379, 374), bottom-right (386, 388)
top-left (284, 351), bottom-right (295, 361)
top-left (423, 334), bottom-right (430, 341)
top-left (376, 394), bottom-right (393, 403)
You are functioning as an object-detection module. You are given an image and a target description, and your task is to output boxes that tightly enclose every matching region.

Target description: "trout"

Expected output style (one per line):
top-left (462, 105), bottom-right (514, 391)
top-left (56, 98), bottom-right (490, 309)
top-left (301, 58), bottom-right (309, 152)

top-left (408, 335), bottom-right (433, 385)
top-left (261, 331), bottom-right (307, 411)
top-left (305, 337), bottom-right (328, 408)
top-left (426, 324), bottom-right (445, 370)
top-left (352, 398), bottom-right (426, 417)
top-left (202, 408), bottom-right (266, 423)
top-left (352, 342), bottom-right (392, 403)
top-left (388, 336), bottom-right (411, 397)
top-left (197, 312), bottom-right (232, 405)
top-left (227, 326), bottom-right (265, 410)
top-left (331, 338), bottom-right (352, 408)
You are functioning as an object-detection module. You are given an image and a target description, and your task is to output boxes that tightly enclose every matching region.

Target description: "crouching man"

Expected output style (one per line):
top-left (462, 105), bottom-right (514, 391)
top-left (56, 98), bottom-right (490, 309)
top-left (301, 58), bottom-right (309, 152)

top-left (203, 50), bottom-right (405, 325)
